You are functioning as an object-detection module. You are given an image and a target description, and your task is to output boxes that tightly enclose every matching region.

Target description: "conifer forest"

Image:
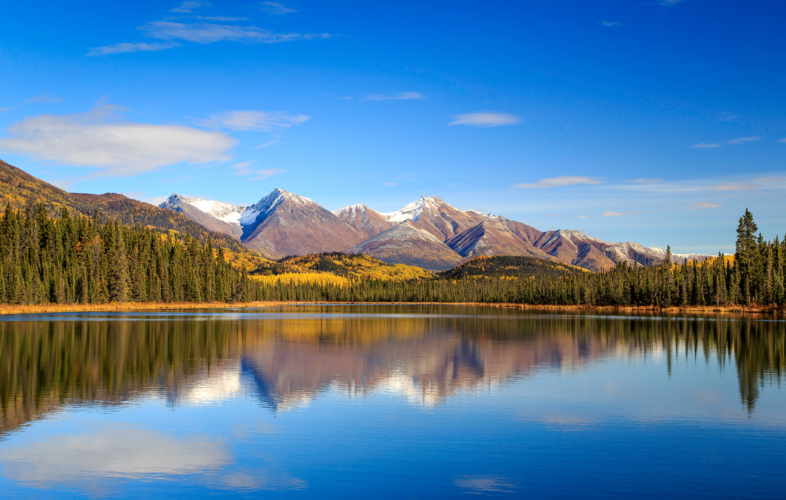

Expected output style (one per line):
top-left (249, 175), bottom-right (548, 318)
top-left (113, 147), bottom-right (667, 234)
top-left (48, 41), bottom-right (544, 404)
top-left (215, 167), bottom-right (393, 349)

top-left (0, 204), bottom-right (782, 308)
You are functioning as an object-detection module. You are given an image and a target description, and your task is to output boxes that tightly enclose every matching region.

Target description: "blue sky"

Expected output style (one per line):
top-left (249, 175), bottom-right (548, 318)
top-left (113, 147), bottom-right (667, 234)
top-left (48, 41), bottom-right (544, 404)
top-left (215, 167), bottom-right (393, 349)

top-left (1, 0), bottom-right (784, 253)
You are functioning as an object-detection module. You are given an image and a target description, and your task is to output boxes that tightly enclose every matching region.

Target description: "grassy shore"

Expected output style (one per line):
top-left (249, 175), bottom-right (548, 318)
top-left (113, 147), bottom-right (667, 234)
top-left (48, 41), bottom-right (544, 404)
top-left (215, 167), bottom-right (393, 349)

top-left (0, 301), bottom-right (782, 316)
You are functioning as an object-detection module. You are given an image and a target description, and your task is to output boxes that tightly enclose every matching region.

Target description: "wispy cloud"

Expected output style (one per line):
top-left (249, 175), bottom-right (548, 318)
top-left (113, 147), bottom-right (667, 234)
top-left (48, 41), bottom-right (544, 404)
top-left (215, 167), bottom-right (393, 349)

top-left (688, 202), bottom-right (721, 209)
top-left (727, 136), bottom-right (760, 145)
top-left (617, 175), bottom-right (786, 194)
top-left (717, 112), bottom-right (738, 122)
top-left (252, 139), bottom-right (279, 149)
top-left (260, 2), bottom-right (296, 14)
top-left (627, 178), bottom-right (661, 184)
top-left (601, 211), bottom-right (646, 217)
top-left (512, 176), bottom-right (603, 189)
top-left (659, 0), bottom-right (687, 5)
top-left (203, 110), bottom-right (309, 131)
top-left (195, 16), bottom-right (248, 21)
top-left (232, 161), bottom-right (255, 175)
top-left (0, 104), bottom-right (236, 177)
top-left (779, 138), bottom-right (786, 144)
top-left (0, 108), bottom-right (9, 113)
top-left (692, 136), bottom-right (761, 148)
top-left (599, 21), bottom-right (621, 27)
top-left (449, 112), bottom-right (520, 127)
top-left (25, 94), bottom-right (62, 104)
top-left (88, 42), bottom-right (179, 56)
top-left (140, 22), bottom-right (329, 44)
top-left (90, 21), bottom-right (331, 55)
top-left (252, 168), bottom-right (285, 180)
top-left (171, 1), bottom-right (208, 13)
top-left (710, 181), bottom-right (758, 191)
top-left (362, 92), bottom-right (425, 101)
top-left (231, 161), bottom-right (285, 179)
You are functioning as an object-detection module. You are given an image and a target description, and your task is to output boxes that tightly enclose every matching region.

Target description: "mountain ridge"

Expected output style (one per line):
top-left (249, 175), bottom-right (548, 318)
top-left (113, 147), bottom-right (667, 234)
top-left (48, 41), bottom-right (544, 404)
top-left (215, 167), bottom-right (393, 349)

top-left (158, 186), bottom-right (689, 271)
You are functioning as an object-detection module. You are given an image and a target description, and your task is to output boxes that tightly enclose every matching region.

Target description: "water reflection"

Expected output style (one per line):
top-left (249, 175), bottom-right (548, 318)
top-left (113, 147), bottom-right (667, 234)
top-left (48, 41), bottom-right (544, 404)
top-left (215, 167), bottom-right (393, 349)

top-left (2, 306), bottom-right (784, 437)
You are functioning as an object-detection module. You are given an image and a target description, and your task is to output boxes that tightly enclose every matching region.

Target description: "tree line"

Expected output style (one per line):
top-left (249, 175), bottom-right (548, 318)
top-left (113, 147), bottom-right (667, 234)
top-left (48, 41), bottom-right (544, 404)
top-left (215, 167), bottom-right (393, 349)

top-left (0, 205), bottom-right (783, 307)
top-left (0, 204), bottom-right (258, 305)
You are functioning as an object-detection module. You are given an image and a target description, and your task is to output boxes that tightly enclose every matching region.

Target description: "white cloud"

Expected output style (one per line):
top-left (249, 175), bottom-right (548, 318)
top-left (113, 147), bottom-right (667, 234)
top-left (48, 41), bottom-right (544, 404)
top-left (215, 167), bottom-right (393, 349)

top-left (0, 428), bottom-right (229, 485)
top-left (0, 104), bottom-right (237, 176)
top-left (627, 178), bottom-right (661, 184)
top-left (260, 2), bottom-right (297, 14)
top-left (362, 92), bottom-right (426, 101)
top-left (203, 110), bottom-right (309, 131)
top-left (779, 138), bottom-right (786, 144)
top-left (512, 176), bottom-right (603, 189)
top-left (252, 139), bottom-right (279, 149)
top-left (599, 21), bottom-right (621, 27)
top-left (87, 42), bottom-right (179, 56)
top-left (692, 143), bottom-right (720, 148)
top-left (717, 112), bottom-right (738, 122)
top-left (601, 211), bottom-right (645, 217)
top-left (140, 21), bottom-right (329, 44)
top-left (449, 112), bottom-right (520, 127)
top-left (727, 136), bottom-right (760, 145)
top-left (171, 1), bottom-right (207, 13)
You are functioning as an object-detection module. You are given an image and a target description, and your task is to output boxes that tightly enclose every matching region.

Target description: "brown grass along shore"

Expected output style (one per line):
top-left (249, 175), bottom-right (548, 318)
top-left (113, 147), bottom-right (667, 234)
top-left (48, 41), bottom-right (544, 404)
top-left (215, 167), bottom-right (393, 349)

top-left (0, 301), bottom-right (782, 316)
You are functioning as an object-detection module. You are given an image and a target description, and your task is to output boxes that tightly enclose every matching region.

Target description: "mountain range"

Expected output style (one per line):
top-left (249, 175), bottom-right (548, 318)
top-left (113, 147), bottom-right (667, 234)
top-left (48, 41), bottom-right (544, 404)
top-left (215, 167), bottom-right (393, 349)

top-left (159, 188), bottom-right (705, 271)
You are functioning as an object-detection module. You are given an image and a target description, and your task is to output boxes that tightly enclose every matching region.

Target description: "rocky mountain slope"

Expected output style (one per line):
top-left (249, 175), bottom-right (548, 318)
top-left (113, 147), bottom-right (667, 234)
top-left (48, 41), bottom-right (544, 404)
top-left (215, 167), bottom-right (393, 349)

top-left (347, 221), bottom-right (464, 271)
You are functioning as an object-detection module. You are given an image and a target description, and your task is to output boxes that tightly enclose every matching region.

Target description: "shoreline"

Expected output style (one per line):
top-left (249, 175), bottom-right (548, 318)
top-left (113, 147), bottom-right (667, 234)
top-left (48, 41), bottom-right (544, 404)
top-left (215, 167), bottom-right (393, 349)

top-left (0, 301), bottom-right (782, 316)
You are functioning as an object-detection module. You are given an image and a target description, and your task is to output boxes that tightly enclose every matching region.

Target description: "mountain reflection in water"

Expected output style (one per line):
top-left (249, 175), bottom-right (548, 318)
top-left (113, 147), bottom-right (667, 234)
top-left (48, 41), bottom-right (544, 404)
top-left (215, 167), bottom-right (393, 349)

top-left (2, 306), bottom-right (784, 437)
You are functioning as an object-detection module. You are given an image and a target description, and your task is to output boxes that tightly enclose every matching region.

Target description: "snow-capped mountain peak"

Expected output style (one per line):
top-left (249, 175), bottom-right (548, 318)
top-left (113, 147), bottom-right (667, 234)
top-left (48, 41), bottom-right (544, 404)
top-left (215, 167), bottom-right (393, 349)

top-left (382, 195), bottom-right (450, 223)
top-left (238, 188), bottom-right (316, 226)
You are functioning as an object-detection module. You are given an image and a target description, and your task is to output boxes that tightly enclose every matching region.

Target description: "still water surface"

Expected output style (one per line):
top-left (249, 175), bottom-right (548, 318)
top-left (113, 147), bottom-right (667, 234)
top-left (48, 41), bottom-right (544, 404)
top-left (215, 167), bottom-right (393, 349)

top-left (0, 305), bottom-right (784, 498)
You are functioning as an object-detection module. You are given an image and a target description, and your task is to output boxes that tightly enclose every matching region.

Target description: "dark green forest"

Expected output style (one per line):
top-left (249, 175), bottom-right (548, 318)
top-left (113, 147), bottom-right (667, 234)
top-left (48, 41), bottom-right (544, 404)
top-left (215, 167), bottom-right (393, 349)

top-left (0, 205), bottom-right (783, 307)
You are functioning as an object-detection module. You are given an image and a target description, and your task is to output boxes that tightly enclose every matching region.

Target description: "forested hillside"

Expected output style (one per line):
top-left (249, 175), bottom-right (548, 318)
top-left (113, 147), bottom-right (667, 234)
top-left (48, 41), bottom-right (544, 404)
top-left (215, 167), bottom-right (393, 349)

top-left (253, 252), bottom-right (433, 280)
top-left (0, 205), bottom-right (782, 308)
top-left (0, 159), bottom-right (253, 256)
top-left (441, 256), bottom-right (586, 279)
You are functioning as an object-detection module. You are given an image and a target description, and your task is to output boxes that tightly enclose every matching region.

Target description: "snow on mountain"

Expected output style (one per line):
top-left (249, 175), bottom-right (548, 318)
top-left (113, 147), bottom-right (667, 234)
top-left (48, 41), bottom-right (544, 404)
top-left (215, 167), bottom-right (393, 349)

top-left (239, 188), bottom-right (316, 226)
top-left (160, 194), bottom-right (248, 226)
top-left (466, 209), bottom-right (500, 219)
top-left (332, 204), bottom-right (367, 223)
top-left (381, 195), bottom-right (438, 223)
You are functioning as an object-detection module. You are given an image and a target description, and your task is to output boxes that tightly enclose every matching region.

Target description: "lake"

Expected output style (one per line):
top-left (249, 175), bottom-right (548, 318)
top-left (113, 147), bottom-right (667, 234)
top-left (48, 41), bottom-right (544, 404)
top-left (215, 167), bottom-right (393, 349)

top-left (0, 305), bottom-right (784, 498)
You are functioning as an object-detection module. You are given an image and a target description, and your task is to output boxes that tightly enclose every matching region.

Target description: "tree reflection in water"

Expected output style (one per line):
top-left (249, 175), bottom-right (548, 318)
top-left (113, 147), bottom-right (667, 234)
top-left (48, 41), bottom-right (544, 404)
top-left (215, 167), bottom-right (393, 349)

top-left (1, 307), bottom-right (784, 436)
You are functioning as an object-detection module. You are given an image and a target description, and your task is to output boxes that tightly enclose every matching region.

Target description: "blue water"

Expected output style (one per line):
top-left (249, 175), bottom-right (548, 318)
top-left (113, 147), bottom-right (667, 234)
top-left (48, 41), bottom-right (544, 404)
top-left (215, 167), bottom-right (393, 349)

top-left (0, 305), bottom-right (783, 498)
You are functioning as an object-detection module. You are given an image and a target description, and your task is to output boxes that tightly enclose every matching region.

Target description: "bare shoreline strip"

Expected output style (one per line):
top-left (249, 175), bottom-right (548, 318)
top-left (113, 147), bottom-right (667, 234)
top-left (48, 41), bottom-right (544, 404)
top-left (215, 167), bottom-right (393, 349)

top-left (0, 301), bottom-right (781, 316)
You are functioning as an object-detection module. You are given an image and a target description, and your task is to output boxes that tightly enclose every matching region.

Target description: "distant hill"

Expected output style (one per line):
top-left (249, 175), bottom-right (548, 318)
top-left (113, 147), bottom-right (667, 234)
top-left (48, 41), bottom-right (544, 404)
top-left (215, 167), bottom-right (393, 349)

top-left (252, 252), bottom-right (434, 281)
top-left (347, 221), bottom-right (464, 271)
top-left (439, 255), bottom-right (587, 279)
top-left (0, 159), bottom-right (266, 267)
